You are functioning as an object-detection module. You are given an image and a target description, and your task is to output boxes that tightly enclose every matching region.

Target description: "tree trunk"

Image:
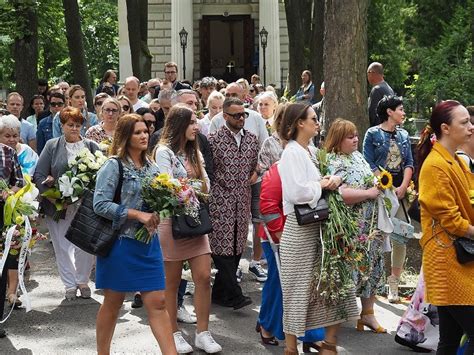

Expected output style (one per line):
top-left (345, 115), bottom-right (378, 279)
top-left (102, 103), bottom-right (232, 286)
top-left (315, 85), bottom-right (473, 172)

top-left (284, 0), bottom-right (312, 95)
top-left (13, 3), bottom-right (38, 116)
top-left (62, 0), bottom-right (93, 110)
top-left (126, 0), bottom-right (152, 81)
top-left (471, 4), bottom-right (474, 67)
top-left (310, 0), bottom-right (324, 101)
top-left (323, 0), bottom-right (369, 137)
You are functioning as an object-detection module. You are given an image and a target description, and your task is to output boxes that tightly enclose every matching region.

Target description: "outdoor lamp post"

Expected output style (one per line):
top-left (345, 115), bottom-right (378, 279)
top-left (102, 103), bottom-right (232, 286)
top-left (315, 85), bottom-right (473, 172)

top-left (259, 27), bottom-right (268, 87)
top-left (179, 27), bottom-right (188, 79)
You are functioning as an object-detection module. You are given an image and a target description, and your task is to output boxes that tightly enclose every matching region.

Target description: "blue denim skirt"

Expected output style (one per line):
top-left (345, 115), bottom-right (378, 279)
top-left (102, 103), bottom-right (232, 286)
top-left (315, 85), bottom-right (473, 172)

top-left (96, 235), bottom-right (165, 292)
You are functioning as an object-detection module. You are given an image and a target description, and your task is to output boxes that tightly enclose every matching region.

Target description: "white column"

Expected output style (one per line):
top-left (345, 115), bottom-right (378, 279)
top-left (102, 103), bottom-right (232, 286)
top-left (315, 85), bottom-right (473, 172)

top-left (118, 0), bottom-right (132, 82)
top-left (259, 0), bottom-right (281, 87)
top-left (171, 0), bottom-right (194, 81)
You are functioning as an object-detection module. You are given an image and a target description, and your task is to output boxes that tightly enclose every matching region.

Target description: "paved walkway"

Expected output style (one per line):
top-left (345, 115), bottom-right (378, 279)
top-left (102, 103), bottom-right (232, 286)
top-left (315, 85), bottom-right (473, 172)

top-left (0, 238), bottom-right (417, 354)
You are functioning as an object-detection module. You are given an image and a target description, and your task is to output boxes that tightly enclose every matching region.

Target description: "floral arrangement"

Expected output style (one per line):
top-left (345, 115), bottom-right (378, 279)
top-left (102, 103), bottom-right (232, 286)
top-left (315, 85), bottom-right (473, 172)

top-left (135, 173), bottom-right (205, 243)
top-left (312, 149), bottom-right (366, 306)
top-left (406, 180), bottom-right (418, 204)
top-left (0, 175), bottom-right (46, 314)
top-left (41, 149), bottom-right (107, 217)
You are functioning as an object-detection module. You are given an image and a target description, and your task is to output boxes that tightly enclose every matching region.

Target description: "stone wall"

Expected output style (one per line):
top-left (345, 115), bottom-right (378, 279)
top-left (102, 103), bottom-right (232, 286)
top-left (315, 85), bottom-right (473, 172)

top-left (148, 0), bottom-right (172, 76)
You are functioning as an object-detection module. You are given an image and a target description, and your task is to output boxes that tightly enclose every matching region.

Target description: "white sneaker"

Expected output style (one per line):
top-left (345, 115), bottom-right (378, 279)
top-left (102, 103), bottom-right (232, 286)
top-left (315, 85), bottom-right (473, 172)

top-left (195, 330), bottom-right (222, 353)
top-left (177, 305), bottom-right (197, 324)
top-left (388, 275), bottom-right (400, 303)
top-left (173, 331), bottom-right (193, 354)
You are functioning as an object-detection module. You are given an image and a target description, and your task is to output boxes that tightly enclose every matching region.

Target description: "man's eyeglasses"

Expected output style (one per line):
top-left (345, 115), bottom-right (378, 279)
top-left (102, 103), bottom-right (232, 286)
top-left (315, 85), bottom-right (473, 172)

top-left (95, 101), bottom-right (104, 106)
top-left (50, 102), bottom-right (64, 107)
top-left (165, 71), bottom-right (177, 74)
top-left (224, 111), bottom-right (249, 120)
top-left (103, 108), bottom-right (119, 114)
top-left (122, 105), bottom-right (130, 111)
top-left (145, 120), bottom-right (156, 126)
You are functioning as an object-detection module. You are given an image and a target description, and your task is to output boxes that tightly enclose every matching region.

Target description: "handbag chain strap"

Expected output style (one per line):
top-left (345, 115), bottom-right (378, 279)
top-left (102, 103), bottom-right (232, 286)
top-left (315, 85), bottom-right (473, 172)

top-left (431, 219), bottom-right (456, 249)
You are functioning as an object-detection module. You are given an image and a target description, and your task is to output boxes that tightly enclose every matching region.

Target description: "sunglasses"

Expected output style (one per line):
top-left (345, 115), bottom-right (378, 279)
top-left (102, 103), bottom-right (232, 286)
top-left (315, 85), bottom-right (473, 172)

top-left (95, 101), bottom-right (104, 106)
top-left (50, 102), bottom-right (64, 107)
top-left (122, 105), bottom-right (130, 111)
top-left (224, 111), bottom-right (249, 120)
top-left (145, 120), bottom-right (156, 126)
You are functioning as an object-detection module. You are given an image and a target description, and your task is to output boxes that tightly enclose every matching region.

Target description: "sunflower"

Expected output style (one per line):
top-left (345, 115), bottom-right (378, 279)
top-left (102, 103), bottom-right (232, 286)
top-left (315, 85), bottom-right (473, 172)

top-left (378, 169), bottom-right (393, 190)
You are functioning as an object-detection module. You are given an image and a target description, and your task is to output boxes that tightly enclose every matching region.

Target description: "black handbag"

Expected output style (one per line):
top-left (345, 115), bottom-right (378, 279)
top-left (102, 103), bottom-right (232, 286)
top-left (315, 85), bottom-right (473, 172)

top-left (407, 197), bottom-right (421, 223)
top-left (172, 205), bottom-right (213, 239)
top-left (65, 158), bottom-right (123, 257)
top-left (453, 237), bottom-right (474, 264)
top-left (294, 198), bottom-right (329, 226)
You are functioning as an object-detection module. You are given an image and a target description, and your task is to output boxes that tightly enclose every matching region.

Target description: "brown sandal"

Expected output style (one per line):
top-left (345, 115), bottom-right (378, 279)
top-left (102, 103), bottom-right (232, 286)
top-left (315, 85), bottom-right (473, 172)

top-left (320, 341), bottom-right (338, 354)
top-left (356, 309), bottom-right (387, 333)
top-left (255, 322), bottom-right (279, 346)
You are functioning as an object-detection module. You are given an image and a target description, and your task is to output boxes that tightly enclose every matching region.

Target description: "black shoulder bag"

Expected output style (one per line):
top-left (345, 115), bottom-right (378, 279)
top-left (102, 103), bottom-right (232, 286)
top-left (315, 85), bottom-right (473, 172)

top-left (294, 196), bottom-right (329, 226)
top-left (65, 158), bottom-right (123, 257)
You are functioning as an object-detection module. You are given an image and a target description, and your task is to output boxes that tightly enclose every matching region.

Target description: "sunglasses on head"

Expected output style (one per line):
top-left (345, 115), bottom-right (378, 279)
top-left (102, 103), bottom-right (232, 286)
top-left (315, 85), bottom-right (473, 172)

top-left (122, 105), bottom-right (130, 111)
top-left (95, 101), bottom-right (104, 106)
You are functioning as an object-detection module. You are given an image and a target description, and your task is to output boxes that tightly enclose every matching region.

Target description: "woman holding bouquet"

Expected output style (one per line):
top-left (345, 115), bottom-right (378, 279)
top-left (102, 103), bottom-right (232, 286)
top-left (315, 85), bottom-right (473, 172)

top-left (326, 119), bottom-right (386, 333)
top-left (34, 107), bottom-right (100, 300)
top-left (154, 105), bottom-right (222, 354)
top-left (278, 104), bottom-right (358, 355)
top-left (363, 95), bottom-right (414, 303)
top-left (93, 114), bottom-right (176, 355)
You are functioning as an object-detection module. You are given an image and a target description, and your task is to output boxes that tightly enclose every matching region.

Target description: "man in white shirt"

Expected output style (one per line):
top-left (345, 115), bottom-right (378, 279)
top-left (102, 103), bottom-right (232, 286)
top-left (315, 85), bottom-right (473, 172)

top-left (209, 82), bottom-right (269, 281)
top-left (124, 76), bottom-right (149, 111)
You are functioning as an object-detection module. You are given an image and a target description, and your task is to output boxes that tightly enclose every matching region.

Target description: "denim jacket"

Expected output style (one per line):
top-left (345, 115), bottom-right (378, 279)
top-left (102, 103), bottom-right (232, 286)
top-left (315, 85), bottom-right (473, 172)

top-left (36, 114), bottom-right (54, 155)
top-left (93, 157), bottom-right (159, 239)
top-left (362, 126), bottom-right (414, 172)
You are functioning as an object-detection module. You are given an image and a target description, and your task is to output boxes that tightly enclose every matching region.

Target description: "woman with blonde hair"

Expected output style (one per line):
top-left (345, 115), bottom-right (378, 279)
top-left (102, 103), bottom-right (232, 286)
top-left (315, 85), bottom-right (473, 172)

top-left (154, 105), bottom-right (221, 354)
top-left (86, 97), bottom-right (122, 147)
top-left (326, 119), bottom-right (386, 334)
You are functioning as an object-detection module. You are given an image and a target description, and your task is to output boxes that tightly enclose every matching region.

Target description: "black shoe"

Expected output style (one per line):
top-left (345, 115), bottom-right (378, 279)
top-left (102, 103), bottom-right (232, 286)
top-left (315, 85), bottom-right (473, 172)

top-left (394, 334), bottom-right (432, 353)
top-left (131, 293), bottom-right (143, 308)
top-left (233, 296), bottom-right (252, 310)
top-left (212, 297), bottom-right (234, 308)
top-left (0, 328), bottom-right (6, 338)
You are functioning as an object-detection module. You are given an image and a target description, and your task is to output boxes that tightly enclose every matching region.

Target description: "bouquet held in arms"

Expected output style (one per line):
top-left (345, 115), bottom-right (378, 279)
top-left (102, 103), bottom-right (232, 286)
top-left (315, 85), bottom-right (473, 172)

top-left (41, 148), bottom-right (107, 219)
top-left (312, 149), bottom-right (368, 306)
top-left (136, 173), bottom-right (206, 243)
top-left (0, 175), bottom-right (47, 314)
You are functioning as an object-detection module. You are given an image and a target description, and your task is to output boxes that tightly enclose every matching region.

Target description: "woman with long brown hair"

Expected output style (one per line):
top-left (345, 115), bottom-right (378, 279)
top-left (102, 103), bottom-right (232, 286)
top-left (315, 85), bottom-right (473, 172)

top-left (93, 114), bottom-right (176, 355)
top-left (154, 105), bottom-right (221, 354)
top-left (417, 100), bottom-right (474, 354)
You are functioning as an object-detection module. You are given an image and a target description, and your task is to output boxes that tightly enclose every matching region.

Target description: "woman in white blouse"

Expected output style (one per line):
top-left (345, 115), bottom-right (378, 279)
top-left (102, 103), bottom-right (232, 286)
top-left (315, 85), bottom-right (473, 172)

top-left (278, 103), bottom-right (359, 355)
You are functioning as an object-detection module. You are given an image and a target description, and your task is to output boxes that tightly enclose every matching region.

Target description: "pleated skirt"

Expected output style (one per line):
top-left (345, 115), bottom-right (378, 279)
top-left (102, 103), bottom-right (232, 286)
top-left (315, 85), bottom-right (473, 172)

top-left (280, 213), bottom-right (359, 337)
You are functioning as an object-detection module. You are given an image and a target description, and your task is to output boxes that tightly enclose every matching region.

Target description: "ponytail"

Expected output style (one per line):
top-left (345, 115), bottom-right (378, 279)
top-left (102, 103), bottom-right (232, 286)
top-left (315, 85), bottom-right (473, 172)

top-left (416, 125), bottom-right (435, 179)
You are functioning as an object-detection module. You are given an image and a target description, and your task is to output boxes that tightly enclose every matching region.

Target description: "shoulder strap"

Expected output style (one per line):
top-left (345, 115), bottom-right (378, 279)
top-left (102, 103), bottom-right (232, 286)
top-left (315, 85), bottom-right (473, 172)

top-left (111, 157), bottom-right (123, 203)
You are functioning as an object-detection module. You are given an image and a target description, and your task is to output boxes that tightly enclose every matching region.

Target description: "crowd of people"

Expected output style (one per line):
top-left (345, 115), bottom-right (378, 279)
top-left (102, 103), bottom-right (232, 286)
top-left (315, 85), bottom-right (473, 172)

top-left (0, 60), bottom-right (472, 355)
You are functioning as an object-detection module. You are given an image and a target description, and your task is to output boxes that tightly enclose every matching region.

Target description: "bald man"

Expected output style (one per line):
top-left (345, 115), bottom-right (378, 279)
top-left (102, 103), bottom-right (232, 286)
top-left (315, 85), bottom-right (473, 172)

top-left (367, 62), bottom-right (395, 126)
top-left (124, 76), bottom-right (149, 111)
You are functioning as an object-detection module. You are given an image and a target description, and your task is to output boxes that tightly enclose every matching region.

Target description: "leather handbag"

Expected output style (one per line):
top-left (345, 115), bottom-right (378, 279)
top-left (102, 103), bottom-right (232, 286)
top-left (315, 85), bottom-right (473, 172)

top-left (453, 237), bottom-right (474, 264)
top-left (294, 197), bottom-right (329, 226)
top-left (172, 205), bottom-right (213, 239)
top-left (65, 158), bottom-right (123, 257)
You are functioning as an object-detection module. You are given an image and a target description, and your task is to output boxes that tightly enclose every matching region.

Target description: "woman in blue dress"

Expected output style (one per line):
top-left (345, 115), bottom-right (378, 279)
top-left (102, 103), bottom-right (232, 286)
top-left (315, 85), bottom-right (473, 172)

top-left (93, 114), bottom-right (176, 354)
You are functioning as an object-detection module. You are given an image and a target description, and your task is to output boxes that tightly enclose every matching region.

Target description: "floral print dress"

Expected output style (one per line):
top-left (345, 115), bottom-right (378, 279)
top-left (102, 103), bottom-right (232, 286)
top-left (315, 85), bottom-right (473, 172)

top-left (328, 150), bottom-right (385, 298)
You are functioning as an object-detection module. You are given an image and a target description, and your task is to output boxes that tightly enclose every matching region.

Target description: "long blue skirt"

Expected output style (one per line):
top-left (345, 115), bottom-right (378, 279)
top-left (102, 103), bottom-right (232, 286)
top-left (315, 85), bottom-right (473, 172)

top-left (96, 235), bottom-right (165, 292)
top-left (258, 241), bottom-right (325, 341)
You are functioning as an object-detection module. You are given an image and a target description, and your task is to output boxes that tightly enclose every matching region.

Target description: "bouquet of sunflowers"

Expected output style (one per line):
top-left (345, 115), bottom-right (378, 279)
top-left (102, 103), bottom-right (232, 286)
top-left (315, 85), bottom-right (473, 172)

top-left (135, 173), bottom-right (204, 243)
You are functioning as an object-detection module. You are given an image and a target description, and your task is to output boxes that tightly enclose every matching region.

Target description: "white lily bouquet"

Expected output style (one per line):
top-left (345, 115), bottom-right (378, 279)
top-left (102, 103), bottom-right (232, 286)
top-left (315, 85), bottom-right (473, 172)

top-left (42, 148), bottom-right (107, 219)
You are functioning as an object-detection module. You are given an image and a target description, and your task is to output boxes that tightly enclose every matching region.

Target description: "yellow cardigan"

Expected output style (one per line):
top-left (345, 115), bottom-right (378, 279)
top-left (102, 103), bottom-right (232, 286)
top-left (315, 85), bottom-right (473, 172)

top-left (419, 142), bottom-right (474, 306)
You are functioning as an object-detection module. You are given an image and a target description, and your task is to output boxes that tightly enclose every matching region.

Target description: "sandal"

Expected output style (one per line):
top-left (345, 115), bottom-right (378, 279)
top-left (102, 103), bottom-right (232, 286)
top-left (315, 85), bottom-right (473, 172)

top-left (320, 341), bottom-right (338, 354)
top-left (7, 294), bottom-right (22, 309)
top-left (78, 286), bottom-right (91, 299)
top-left (356, 309), bottom-right (387, 333)
top-left (303, 341), bottom-right (321, 352)
top-left (255, 322), bottom-right (279, 346)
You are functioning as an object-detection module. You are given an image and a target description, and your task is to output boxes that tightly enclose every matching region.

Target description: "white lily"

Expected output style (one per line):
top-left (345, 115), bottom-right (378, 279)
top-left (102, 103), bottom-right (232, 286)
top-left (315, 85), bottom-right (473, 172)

top-left (58, 175), bottom-right (80, 198)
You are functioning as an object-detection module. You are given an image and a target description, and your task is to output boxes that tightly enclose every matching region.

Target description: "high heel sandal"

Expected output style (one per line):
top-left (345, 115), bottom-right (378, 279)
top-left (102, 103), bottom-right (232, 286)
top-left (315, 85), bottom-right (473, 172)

top-left (255, 322), bottom-right (279, 346)
top-left (356, 309), bottom-right (387, 333)
top-left (302, 341), bottom-right (321, 353)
